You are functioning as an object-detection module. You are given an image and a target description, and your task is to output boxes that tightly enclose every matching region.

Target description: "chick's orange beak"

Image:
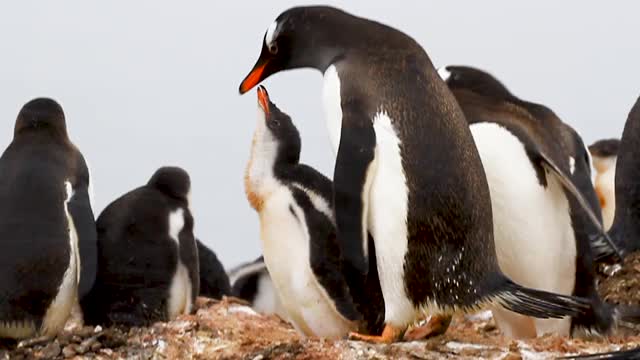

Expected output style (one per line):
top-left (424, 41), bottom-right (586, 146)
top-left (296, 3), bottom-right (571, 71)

top-left (257, 85), bottom-right (270, 116)
top-left (240, 60), bottom-right (269, 94)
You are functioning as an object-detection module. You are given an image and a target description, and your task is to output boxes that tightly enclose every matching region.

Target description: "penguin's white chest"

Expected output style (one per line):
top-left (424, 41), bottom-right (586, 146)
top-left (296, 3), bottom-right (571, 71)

top-left (166, 208), bottom-right (194, 319)
top-left (470, 123), bottom-right (576, 336)
top-left (595, 160), bottom-right (617, 230)
top-left (258, 188), bottom-right (351, 338)
top-left (323, 65), bottom-right (343, 154)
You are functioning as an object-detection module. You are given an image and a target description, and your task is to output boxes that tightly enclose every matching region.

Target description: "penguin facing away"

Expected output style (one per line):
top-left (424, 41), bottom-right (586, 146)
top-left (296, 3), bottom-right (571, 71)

top-left (239, 6), bottom-right (592, 343)
top-left (606, 96), bottom-right (640, 257)
top-left (0, 98), bottom-right (97, 339)
top-left (589, 139), bottom-right (620, 230)
top-left (244, 85), bottom-right (384, 338)
top-left (196, 238), bottom-right (231, 299)
top-left (440, 65), bottom-right (617, 337)
top-left (228, 256), bottom-right (288, 319)
top-left (80, 166), bottom-right (199, 327)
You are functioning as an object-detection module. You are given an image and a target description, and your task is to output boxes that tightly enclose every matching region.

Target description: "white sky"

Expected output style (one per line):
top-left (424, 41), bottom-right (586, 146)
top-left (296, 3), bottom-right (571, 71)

top-left (0, 1), bottom-right (638, 268)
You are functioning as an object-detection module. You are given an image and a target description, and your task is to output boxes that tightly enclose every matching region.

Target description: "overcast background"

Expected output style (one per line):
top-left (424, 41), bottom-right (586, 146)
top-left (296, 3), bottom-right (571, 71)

top-left (0, 1), bottom-right (638, 268)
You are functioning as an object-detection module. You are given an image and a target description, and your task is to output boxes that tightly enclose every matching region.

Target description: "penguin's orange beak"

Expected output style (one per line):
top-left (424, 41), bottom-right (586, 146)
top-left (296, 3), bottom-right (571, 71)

top-left (240, 61), bottom-right (268, 94)
top-left (257, 85), bottom-right (270, 116)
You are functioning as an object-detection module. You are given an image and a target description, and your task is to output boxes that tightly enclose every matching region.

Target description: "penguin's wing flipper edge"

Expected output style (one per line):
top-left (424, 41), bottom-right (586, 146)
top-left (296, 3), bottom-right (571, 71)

top-left (537, 151), bottom-right (623, 261)
top-left (68, 185), bottom-right (98, 299)
top-left (333, 106), bottom-right (377, 275)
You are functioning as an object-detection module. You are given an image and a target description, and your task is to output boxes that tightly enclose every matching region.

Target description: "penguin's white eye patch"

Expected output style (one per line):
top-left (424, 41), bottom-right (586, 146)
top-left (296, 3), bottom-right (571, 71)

top-left (265, 21), bottom-right (279, 49)
top-left (437, 66), bottom-right (452, 82)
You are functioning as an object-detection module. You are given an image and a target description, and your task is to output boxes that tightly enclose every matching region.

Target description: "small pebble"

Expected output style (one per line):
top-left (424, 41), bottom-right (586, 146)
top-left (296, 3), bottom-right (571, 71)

top-left (62, 345), bottom-right (76, 358)
top-left (40, 342), bottom-right (62, 358)
top-left (502, 352), bottom-right (523, 360)
top-left (91, 341), bottom-right (102, 352)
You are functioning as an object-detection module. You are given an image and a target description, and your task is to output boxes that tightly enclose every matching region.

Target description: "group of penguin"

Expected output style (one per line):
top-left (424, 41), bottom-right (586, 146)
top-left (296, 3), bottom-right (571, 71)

top-left (0, 98), bottom-right (232, 340)
top-left (1, 4), bottom-right (639, 359)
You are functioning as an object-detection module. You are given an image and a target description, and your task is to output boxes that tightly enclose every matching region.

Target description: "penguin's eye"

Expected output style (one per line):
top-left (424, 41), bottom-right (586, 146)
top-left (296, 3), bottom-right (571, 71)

top-left (268, 42), bottom-right (278, 55)
top-left (268, 119), bottom-right (280, 128)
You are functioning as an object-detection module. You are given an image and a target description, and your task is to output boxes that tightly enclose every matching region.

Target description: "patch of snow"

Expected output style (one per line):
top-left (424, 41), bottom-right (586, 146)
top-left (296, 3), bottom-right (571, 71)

top-left (465, 310), bottom-right (494, 322)
top-left (446, 341), bottom-right (489, 351)
top-left (229, 305), bottom-right (259, 316)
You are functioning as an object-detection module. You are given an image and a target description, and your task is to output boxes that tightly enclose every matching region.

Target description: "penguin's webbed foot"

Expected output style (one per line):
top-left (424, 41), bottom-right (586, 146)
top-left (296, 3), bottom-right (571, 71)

top-left (404, 314), bottom-right (453, 341)
top-left (348, 324), bottom-right (404, 344)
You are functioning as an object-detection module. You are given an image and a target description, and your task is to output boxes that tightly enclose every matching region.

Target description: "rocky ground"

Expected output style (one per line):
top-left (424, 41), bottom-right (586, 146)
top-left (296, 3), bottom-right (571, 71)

top-left (3, 253), bottom-right (640, 360)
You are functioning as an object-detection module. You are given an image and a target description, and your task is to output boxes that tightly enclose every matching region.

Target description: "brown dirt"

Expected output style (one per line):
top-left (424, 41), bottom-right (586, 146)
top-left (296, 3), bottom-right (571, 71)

top-left (2, 254), bottom-right (640, 360)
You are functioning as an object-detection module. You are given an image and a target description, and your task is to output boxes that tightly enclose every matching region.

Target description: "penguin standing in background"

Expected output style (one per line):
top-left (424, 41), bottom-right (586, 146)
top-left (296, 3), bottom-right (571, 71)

top-left (0, 98), bottom-right (97, 339)
top-left (439, 65), bottom-right (617, 337)
top-left (244, 86), bottom-right (384, 338)
top-left (605, 97), bottom-right (640, 257)
top-left (196, 239), bottom-right (231, 299)
top-left (228, 256), bottom-right (288, 318)
top-left (239, 6), bottom-right (591, 343)
top-left (589, 139), bottom-right (620, 230)
top-left (80, 167), bottom-right (199, 327)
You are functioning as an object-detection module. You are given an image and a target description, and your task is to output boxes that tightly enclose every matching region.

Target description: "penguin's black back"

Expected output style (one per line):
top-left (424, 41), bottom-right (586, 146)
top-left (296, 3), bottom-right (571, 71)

top-left (0, 99), bottom-right (78, 327)
top-left (81, 169), bottom-right (198, 326)
top-left (610, 96), bottom-right (640, 254)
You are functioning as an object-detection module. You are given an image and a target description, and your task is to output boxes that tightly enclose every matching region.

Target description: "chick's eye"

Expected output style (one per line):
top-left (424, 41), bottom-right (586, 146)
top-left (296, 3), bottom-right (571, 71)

top-left (269, 119), bottom-right (280, 128)
top-left (268, 42), bottom-right (278, 55)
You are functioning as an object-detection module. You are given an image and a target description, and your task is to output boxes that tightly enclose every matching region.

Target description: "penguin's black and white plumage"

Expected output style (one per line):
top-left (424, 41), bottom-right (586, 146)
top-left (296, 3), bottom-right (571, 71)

top-left (439, 65), bottom-right (617, 338)
top-left (0, 98), bottom-right (97, 339)
top-left (239, 6), bottom-right (593, 343)
top-left (228, 256), bottom-right (288, 318)
top-left (605, 96), bottom-right (640, 257)
top-left (80, 167), bottom-right (199, 327)
top-left (589, 139), bottom-right (620, 230)
top-left (196, 238), bottom-right (231, 299)
top-left (244, 86), bottom-right (384, 338)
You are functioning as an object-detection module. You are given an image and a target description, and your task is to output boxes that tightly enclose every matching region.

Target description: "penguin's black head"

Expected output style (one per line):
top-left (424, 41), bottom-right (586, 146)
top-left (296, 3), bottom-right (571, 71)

top-left (255, 85), bottom-right (301, 165)
top-left (589, 139), bottom-right (620, 159)
top-left (439, 65), bottom-right (514, 101)
top-left (14, 98), bottom-right (68, 138)
top-left (148, 166), bottom-right (191, 202)
top-left (239, 6), bottom-right (353, 94)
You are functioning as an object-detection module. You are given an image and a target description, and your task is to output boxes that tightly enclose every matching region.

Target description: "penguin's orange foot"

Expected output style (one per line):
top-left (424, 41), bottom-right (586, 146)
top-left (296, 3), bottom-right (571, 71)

top-left (404, 314), bottom-right (453, 341)
top-left (348, 324), bottom-right (404, 344)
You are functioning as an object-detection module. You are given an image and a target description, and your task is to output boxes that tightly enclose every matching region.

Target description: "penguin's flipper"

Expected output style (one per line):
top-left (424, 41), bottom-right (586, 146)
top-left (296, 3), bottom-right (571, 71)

top-left (492, 277), bottom-right (591, 319)
top-left (68, 156), bottom-right (98, 300)
top-left (179, 227), bottom-right (200, 307)
top-left (536, 151), bottom-right (623, 261)
top-left (294, 190), bottom-right (362, 322)
top-left (333, 107), bottom-right (377, 275)
top-left (196, 238), bottom-right (231, 299)
top-left (558, 348), bottom-right (640, 360)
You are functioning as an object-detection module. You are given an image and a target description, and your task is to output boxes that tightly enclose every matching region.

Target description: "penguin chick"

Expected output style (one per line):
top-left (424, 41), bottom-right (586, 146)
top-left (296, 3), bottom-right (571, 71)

top-left (80, 167), bottom-right (199, 327)
top-left (244, 86), bottom-right (384, 338)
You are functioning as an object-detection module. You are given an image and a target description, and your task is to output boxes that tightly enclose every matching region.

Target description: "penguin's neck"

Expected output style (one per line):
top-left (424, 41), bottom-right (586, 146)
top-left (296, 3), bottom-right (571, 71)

top-left (245, 121), bottom-right (294, 212)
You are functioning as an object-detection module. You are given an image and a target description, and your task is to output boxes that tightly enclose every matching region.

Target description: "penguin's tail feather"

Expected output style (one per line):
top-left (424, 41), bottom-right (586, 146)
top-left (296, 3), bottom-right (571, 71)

top-left (558, 347), bottom-right (640, 360)
top-left (491, 279), bottom-right (591, 319)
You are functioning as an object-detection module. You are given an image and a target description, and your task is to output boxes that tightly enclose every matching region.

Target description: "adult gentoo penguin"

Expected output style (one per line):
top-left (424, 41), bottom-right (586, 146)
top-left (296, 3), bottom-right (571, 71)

top-left (589, 139), bottom-right (620, 230)
top-left (80, 166), bottom-right (199, 326)
top-left (244, 85), bottom-right (384, 338)
top-left (0, 98), bottom-right (97, 339)
top-left (439, 65), bottom-right (616, 337)
top-left (239, 6), bottom-right (591, 343)
top-left (228, 256), bottom-right (288, 318)
top-left (196, 238), bottom-right (231, 299)
top-left (604, 96), bottom-right (640, 257)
